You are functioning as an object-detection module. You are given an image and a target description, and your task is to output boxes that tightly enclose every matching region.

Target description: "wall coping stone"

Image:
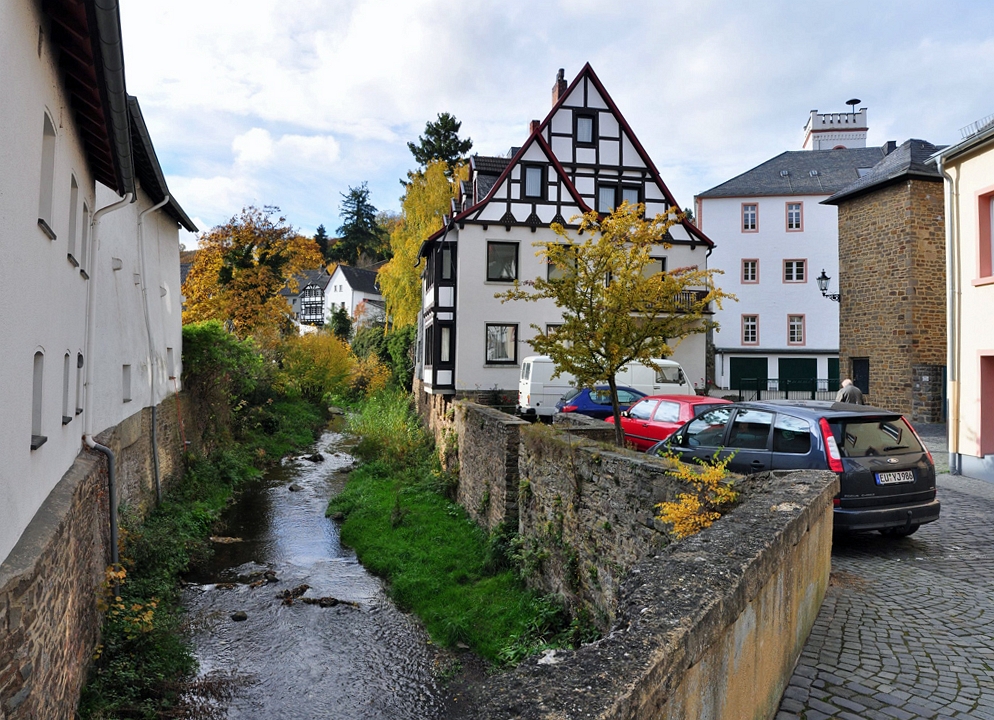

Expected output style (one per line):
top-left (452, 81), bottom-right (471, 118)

top-left (444, 469), bottom-right (839, 719)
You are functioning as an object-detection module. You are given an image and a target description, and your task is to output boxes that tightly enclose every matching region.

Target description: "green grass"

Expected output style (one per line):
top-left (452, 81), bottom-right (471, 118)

top-left (328, 392), bottom-right (594, 665)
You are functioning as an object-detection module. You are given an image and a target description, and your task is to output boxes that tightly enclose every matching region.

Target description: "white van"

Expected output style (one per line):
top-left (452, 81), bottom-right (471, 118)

top-left (517, 355), bottom-right (694, 418)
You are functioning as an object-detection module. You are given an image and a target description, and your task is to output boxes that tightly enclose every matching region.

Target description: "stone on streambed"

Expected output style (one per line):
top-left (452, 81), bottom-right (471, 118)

top-left (288, 483), bottom-right (303, 492)
top-left (303, 452), bottom-right (324, 462)
top-left (231, 611), bottom-right (248, 622)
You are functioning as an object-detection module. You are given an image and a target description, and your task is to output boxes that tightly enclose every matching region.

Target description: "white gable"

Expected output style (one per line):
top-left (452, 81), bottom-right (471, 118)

top-left (621, 133), bottom-right (645, 168)
top-left (585, 80), bottom-right (608, 110)
top-left (551, 109), bottom-right (572, 134)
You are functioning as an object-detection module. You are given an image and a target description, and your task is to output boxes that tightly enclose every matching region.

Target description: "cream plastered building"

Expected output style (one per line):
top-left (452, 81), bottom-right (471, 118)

top-left (930, 117), bottom-right (994, 482)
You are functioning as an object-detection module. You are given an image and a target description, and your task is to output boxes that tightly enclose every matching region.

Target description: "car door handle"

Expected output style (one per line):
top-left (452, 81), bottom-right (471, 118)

top-left (750, 460), bottom-right (765, 468)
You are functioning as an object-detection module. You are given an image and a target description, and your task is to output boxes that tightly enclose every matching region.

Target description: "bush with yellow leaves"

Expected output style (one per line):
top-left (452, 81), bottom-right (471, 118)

top-left (655, 451), bottom-right (738, 540)
top-left (277, 332), bottom-right (355, 402)
top-left (349, 352), bottom-right (392, 399)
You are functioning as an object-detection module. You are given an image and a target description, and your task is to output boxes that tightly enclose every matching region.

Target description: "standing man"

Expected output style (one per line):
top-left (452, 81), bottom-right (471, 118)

top-left (835, 378), bottom-right (865, 404)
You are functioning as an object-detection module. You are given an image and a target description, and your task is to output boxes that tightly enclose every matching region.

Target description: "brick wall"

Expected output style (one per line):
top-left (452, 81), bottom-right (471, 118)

top-left (0, 396), bottom-right (188, 720)
top-left (837, 178), bottom-right (946, 421)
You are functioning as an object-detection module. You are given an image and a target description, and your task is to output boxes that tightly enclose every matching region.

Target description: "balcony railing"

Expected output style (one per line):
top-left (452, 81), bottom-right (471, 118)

top-left (721, 377), bottom-right (841, 402)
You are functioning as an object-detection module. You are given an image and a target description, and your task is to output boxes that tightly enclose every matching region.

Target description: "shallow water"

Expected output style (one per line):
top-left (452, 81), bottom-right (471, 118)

top-left (182, 430), bottom-right (443, 719)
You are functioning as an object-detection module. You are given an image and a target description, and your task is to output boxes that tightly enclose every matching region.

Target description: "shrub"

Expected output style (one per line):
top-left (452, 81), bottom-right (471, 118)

top-left (347, 388), bottom-right (428, 462)
top-left (349, 354), bottom-right (392, 399)
top-left (655, 451), bottom-right (738, 539)
top-left (277, 332), bottom-right (354, 402)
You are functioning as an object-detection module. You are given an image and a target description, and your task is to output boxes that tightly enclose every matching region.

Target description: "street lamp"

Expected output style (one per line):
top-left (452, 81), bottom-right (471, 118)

top-left (816, 269), bottom-right (840, 302)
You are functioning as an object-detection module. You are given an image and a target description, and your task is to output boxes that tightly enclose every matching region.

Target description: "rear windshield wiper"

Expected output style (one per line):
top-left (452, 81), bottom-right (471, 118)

top-left (883, 445), bottom-right (909, 452)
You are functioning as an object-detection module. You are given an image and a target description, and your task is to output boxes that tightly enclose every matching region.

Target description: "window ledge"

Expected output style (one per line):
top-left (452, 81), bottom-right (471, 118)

top-left (30, 435), bottom-right (48, 450)
top-left (484, 363), bottom-right (519, 368)
top-left (62, 415), bottom-right (73, 426)
top-left (972, 276), bottom-right (994, 287)
top-left (79, 268), bottom-right (90, 280)
top-left (67, 253), bottom-right (79, 268)
top-left (75, 407), bottom-right (83, 416)
top-left (38, 218), bottom-right (57, 240)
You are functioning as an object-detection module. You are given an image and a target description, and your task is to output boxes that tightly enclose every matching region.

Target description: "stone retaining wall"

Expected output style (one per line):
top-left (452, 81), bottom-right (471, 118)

top-left (445, 470), bottom-right (838, 720)
top-left (0, 396), bottom-right (188, 720)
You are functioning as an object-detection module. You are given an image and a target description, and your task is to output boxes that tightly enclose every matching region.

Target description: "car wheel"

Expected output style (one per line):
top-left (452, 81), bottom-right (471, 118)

top-left (879, 524), bottom-right (919, 538)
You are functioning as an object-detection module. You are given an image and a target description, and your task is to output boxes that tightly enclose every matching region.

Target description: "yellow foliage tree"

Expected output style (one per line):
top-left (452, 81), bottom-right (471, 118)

top-left (496, 203), bottom-right (734, 446)
top-left (378, 161), bottom-right (466, 329)
top-left (182, 206), bottom-right (322, 345)
top-left (277, 332), bottom-right (355, 402)
top-left (655, 452), bottom-right (738, 539)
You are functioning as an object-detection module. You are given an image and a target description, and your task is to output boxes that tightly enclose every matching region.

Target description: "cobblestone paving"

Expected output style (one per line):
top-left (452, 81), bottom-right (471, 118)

top-left (777, 469), bottom-right (994, 720)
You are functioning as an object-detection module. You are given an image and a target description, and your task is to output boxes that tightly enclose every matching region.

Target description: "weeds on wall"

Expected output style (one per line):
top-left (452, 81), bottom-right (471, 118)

top-left (327, 390), bottom-right (596, 666)
top-left (655, 451), bottom-right (738, 539)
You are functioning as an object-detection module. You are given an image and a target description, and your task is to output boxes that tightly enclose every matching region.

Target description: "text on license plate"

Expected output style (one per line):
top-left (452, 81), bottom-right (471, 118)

top-left (876, 470), bottom-right (915, 485)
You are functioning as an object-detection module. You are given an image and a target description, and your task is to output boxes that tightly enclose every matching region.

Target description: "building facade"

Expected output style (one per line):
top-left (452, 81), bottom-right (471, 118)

top-left (417, 65), bottom-right (714, 400)
top-left (824, 139), bottom-right (946, 419)
top-left (930, 118), bottom-right (994, 481)
top-left (696, 109), bottom-right (892, 396)
top-left (0, 1), bottom-right (194, 714)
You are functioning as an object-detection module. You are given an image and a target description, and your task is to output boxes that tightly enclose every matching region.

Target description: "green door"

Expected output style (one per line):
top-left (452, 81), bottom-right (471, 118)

top-left (729, 357), bottom-right (768, 397)
top-left (778, 358), bottom-right (817, 396)
top-left (828, 358), bottom-right (840, 392)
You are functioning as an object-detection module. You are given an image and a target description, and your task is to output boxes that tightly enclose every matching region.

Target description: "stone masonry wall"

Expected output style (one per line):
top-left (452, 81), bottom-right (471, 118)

top-left (453, 402), bottom-right (528, 531)
top-left (0, 395), bottom-right (189, 720)
top-left (838, 178), bottom-right (946, 421)
top-left (445, 470), bottom-right (839, 720)
top-left (516, 424), bottom-right (690, 628)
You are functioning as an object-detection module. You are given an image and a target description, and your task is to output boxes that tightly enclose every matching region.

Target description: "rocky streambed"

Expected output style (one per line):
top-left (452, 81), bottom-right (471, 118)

top-left (182, 429), bottom-right (444, 719)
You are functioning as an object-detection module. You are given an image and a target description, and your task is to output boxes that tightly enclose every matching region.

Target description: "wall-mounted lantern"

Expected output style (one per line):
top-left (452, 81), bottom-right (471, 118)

top-left (816, 269), bottom-right (840, 302)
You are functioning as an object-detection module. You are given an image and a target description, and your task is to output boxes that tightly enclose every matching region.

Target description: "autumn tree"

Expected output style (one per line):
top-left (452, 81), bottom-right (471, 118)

top-left (377, 160), bottom-right (465, 328)
top-left (407, 112), bottom-right (473, 177)
top-left (181, 206), bottom-right (322, 345)
top-left (496, 203), bottom-right (733, 446)
top-left (330, 183), bottom-right (387, 266)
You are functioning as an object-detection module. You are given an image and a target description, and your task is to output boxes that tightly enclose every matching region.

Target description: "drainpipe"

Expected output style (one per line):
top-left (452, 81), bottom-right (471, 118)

top-left (937, 156), bottom-right (961, 474)
top-left (139, 195), bottom-right (170, 504)
top-left (83, 191), bottom-right (133, 565)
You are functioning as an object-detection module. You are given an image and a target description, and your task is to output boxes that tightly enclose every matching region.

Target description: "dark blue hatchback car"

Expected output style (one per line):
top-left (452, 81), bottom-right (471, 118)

top-left (648, 400), bottom-right (940, 536)
top-left (555, 386), bottom-right (646, 420)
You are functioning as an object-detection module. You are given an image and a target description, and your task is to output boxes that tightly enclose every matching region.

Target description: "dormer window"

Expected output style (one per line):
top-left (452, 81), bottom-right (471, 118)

top-left (575, 111), bottom-right (596, 146)
top-left (523, 165), bottom-right (545, 200)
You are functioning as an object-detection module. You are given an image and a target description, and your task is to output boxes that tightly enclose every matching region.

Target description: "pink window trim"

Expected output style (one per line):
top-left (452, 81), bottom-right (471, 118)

top-left (783, 258), bottom-right (808, 284)
top-left (977, 184), bottom-right (994, 281)
top-left (741, 258), bottom-right (759, 284)
top-left (741, 314), bottom-right (759, 345)
top-left (785, 201), bottom-right (804, 232)
top-left (980, 352), bottom-right (994, 456)
top-left (741, 202), bottom-right (759, 233)
top-left (787, 314), bottom-right (806, 346)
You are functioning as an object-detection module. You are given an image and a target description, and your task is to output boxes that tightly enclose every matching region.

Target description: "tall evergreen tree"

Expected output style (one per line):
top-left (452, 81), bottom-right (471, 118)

top-left (314, 224), bottom-right (330, 262)
top-left (331, 183), bottom-right (383, 266)
top-left (407, 112), bottom-right (473, 176)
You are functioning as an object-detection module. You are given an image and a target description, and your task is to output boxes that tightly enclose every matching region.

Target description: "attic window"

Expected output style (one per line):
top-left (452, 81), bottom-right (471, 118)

top-left (857, 168), bottom-right (873, 177)
top-left (523, 165), bottom-right (545, 199)
top-left (809, 170), bottom-right (819, 177)
top-left (575, 112), bottom-right (596, 146)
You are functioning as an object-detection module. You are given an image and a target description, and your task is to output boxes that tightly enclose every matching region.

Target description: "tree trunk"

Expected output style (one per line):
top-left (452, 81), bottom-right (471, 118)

top-left (607, 374), bottom-right (624, 447)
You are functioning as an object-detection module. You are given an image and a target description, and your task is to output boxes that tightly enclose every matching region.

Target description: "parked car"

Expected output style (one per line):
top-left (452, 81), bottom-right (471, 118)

top-left (611, 395), bottom-right (733, 451)
top-left (647, 400), bottom-right (940, 536)
top-left (555, 386), bottom-right (646, 420)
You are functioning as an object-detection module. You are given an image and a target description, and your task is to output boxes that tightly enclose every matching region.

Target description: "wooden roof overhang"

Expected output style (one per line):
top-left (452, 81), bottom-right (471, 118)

top-left (42, 0), bottom-right (133, 195)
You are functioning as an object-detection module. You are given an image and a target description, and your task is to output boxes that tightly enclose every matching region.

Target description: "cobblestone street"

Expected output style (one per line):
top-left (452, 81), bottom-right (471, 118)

top-left (777, 429), bottom-right (994, 720)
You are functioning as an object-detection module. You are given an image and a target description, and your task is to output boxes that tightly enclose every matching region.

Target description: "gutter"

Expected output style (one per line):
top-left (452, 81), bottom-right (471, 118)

top-left (935, 156), bottom-right (961, 473)
top-left (139, 195), bottom-right (171, 503)
top-left (83, 191), bottom-right (133, 565)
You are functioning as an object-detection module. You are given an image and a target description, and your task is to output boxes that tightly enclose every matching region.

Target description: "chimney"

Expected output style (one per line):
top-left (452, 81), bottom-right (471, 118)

top-left (552, 68), bottom-right (567, 106)
top-left (883, 140), bottom-right (897, 155)
top-left (529, 119), bottom-right (541, 135)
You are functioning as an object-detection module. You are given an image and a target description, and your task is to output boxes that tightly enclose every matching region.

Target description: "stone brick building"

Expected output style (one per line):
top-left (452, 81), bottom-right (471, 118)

top-left (823, 139), bottom-right (946, 421)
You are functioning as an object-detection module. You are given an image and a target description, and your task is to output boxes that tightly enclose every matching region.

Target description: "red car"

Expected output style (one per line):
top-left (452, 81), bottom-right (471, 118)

top-left (610, 395), bottom-right (733, 451)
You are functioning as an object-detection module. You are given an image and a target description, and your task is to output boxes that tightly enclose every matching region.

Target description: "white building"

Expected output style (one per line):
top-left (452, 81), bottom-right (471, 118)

top-left (695, 108), bottom-right (894, 395)
top-left (327, 264), bottom-right (385, 327)
top-left (416, 65), bottom-right (714, 399)
top-left (1, 1), bottom-right (194, 708)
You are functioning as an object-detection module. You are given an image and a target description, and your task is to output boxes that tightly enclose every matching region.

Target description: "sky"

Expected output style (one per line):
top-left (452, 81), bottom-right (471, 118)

top-left (118, 0), bottom-right (994, 247)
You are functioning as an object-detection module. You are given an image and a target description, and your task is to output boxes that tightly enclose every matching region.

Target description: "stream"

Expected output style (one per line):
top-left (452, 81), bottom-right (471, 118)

top-left (182, 429), bottom-right (444, 719)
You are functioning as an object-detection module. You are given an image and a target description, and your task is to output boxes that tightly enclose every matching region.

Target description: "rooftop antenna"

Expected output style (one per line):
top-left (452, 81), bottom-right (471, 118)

top-left (846, 98), bottom-right (861, 122)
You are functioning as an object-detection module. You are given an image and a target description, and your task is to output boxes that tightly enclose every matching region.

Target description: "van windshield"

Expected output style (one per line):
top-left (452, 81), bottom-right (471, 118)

top-left (654, 366), bottom-right (683, 383)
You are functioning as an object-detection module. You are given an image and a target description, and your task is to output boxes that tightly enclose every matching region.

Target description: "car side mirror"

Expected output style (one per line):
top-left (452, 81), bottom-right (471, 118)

top-left (620, 410), bottom-right (629, 418)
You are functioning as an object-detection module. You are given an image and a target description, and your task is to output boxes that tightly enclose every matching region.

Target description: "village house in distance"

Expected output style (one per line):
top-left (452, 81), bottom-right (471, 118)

top-left (696, 107), bottom-right (895, 396)
top-left (416, 65), bottom-right (714, 401)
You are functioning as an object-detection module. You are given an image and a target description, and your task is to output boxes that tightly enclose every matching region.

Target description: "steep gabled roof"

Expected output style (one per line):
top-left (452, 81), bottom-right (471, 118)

top-left (697, 146), bottom-right (889, 198)
top-left (823, 139), bottom-right (944, 205)
top-left (45, 0), bottom-right (133, 195)
top-left (471, 155), bottom-right (511, 175)
top-left (281, 267), bottom-right (331, 298)
top-left (538, 63), bottom-right (712, 248)
top-left (337, 265), bottom-right (380, 295)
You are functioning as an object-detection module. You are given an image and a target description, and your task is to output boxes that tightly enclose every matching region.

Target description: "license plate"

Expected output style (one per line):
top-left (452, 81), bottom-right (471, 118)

top-left (876, 470), bottom-right (915, 485)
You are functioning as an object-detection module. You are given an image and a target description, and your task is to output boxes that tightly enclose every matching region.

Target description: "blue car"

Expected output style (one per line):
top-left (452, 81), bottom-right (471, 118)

top-left (555, 386), bottom-right (647, 420)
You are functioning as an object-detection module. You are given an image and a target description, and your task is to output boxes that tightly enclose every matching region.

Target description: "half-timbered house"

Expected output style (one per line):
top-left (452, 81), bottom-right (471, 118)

top-left (417, 64), bottom-right (714, 401)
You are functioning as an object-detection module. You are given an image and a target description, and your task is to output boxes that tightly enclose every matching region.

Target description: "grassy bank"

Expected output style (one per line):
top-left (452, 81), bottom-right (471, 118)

top-left (78, 396), bottom-right (325, 720)
top-left (327, 391), bottom-right (594, 665)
